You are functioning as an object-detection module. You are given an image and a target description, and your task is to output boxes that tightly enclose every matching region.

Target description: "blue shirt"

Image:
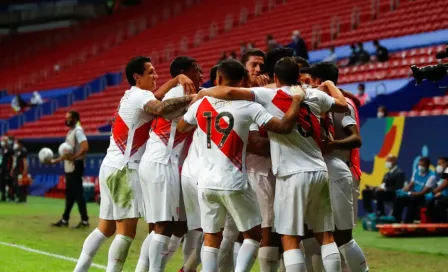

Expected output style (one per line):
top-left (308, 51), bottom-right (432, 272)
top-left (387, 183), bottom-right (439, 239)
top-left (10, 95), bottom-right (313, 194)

top-left (411, 170), bottom-right (437, 193)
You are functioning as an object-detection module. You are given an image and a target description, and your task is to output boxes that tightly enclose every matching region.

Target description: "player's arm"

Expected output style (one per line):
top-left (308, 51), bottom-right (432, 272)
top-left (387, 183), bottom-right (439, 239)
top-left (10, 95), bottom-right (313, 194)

top-left (320, 81), bottom-right (349, 113)
top-left (22, 157), bottom-right (28, 174)
top-left (144, 95), bottom-right (195, 116)
top-left (340, 89), bottom-right (361, 109)
top-left (247, 131), bottom-right (270, 158)
top-left (263, 95), bottom-right (303, 134)
top-left (154, 74), bottom-right (196, 100)
top-left (194, 86), bottom-right (254, 103)
top-left (324, 124), bottom-right (362, 152)
top-left (176, 98), bottom-right (201, 133)
top-left (177, 119), bottom-right (196, 133)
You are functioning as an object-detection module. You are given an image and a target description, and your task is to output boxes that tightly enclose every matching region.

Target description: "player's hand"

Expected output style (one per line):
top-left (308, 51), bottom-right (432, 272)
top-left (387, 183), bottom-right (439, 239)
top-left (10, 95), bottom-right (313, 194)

top-left (322, 137), bottom-right (336, 153)
top-left (189, 93), bottom-right (200, 106)
top-left (178, 75), bottom-right (196, 95)
top-left (290, 86), bottom-right (305, 102)
top-left (318, 80), bottom-right (336, 94)
top-left (251, 75), bottom-right (270, 87)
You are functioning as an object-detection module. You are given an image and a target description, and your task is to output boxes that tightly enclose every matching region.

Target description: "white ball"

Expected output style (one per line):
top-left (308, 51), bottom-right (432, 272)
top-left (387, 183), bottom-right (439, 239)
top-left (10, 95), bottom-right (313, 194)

top-left (38, 147), bottom-right (54, 163)
top-left (58, 142), bottom-right (73, 157)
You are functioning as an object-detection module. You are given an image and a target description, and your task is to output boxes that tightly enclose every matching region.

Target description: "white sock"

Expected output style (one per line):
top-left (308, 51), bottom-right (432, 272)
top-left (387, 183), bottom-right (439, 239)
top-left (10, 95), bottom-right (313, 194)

top-left (233, 242), bottom-right (242, 269)
top-left (218, 238), bottom-right (234, 272)
top-left (235, 239), bottom-right (259, 272)
top-left (149, 234), bottom-right (170, 272)
top-left (74, 228), bottom-right (108, 272)
top-left (339, 239), bottom-right (368, 272)
top-left (279, 255), bottom-right (286, 272)
top-left (202, 246), bottom-right (220, 272)
top-left (283, 249), bottom-right (306, 272)
top-left (135, 232), bottom-right (154, 272)
top-left (183, 230), bottom-right (202, 264)
top-left (167, 235), bottom-right (183, 262)
top-left (258, 247), bottom-right (279, 272)
top-left (321, 242), bottom-right (342, 272)
top-left (106, 234), bottom-right (133, 272)
top-left (184, 232), bottom-right (203, 272)
top-left (302, 238), bottom-right (321, 272)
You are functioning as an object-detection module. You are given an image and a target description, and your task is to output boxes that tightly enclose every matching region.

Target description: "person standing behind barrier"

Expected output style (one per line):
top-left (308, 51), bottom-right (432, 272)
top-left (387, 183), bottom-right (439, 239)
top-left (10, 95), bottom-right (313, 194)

top-left (0, 136), bottom-right (14, 202)
top-left (49, 111), bottom-right (90, 228)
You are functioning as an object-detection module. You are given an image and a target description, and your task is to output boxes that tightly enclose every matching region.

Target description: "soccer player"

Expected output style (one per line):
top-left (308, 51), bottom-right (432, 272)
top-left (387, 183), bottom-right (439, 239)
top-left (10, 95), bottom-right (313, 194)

top-left (245, 47), bottom-right (294, 271)
top-left (177, 59), bottom-right (304, 272)
top-left (194, 57), bottom-right (349, 272)
top-left (139, 56), bottom-right (201, 272)
top-left (302, 62), bottom-right (369, 272)
top-left (241, 48), bottom-right (269, 87)
top-left (73, 56), bottom-right (196, 272)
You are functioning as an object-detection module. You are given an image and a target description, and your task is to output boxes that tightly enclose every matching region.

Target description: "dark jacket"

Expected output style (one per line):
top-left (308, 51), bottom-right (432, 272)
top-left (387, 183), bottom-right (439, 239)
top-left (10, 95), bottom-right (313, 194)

top-left (383, 166), bottom-right (405, 191)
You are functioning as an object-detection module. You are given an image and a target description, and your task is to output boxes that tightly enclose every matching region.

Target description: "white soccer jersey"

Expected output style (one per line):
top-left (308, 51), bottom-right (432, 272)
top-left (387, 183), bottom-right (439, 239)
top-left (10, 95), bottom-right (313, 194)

top-left (322, 99), bottom-right (357, 181)
top-left (251, 86), bottom-right (335, 177)
top-left (102, 86), bottom-right (156, 170)
top-left (183, 97), bottom-right (273, 190)
top-left (181, 128), bottom-right (201, 179)
top-left (246, 124), bottom-right (271, 176)
top-left (143, 85), bottom-right (190, 165)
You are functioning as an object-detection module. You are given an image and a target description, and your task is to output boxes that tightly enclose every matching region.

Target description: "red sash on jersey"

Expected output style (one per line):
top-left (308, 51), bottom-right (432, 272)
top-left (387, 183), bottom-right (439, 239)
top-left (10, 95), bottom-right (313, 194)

top-left (320, 113), bottom-right (335, 155)
top-left (272, 90), bottom-right (322, 150)
top-left (346, 97), bottom-right (362, 180)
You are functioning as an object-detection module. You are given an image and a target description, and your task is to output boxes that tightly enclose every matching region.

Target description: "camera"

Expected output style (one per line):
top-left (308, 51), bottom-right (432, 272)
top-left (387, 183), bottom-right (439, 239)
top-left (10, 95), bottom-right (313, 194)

top-left (411, 46), bottom-right (448, 85)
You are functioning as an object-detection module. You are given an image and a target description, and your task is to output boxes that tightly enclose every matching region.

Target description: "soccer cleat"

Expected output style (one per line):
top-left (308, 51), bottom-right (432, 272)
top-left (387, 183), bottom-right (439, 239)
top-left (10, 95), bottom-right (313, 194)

top-left (52, 219), bottom-right (68, 227)
top-left (74, 221), bottom-right (90, 229)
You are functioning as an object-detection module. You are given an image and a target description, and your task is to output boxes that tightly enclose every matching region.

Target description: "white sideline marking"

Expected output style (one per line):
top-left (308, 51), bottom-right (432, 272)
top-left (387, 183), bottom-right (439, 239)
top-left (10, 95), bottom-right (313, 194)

top-left (0, 241), bottom-right (107, 270)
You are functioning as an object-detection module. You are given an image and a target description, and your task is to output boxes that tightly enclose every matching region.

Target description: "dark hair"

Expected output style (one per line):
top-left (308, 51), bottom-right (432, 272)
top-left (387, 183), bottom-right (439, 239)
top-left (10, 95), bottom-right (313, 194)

top-left (439, 157), bottom-right (448, 163)
top-left (217, 59), bottom-right (248, 86)
top-left (419, 157), bottom-right (431, 167)
top-left (241, 48), bottom-right (265, 66)
top-left (209, 65), bottom-right (219, 87)
top-left (350, 44), bottom-right (356, 50)
top-left (302, 62), bottom-right (339, 84)
top-left (69, 111), bottom-right (80, 122)
top-left (265, 48), bottom-right (293, 78)
top-left (274, 57), bottom-right (299, 86)
top-left (169, 56), bottom-right (197, 78)
top-left (125, 56), bottom-right (151, 86)
top-left (378, 105), bottom-right (388, 116)
top-left (358, 83), bottom-right (365, 90)
top-left (373, 40), bottom-right (379, 46)
top-left (294, 57), bottom-right (310, 69)
top-left (358, 42), bottom-right (364, 49)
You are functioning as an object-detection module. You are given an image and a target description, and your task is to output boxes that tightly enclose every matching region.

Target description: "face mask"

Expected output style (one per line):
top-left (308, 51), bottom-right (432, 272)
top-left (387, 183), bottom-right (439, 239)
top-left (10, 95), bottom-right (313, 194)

top-left (13, 143), bottom-right (19, 151)
top-left (377, 112), bottom-right (384, 118)
top-left (385, 161), bottom-right (392, 169)
top-left (0, 141), bottom-right (4, 148)
top-left (436, 165), bottom-right (444, 174)
top-left (418, 165), bottom-right (426, 173)
top-left (8, 140), bottom-right (13, 146)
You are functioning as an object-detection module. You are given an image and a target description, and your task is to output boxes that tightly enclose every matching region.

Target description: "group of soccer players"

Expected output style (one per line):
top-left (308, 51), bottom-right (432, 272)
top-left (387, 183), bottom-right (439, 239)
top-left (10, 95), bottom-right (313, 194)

top-left (73, 47), bottom-right (369, 272)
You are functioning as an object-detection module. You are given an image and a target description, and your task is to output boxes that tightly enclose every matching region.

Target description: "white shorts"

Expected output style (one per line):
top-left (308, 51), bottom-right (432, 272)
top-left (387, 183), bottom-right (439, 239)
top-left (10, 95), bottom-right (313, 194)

top-left (274, 171), bottom-right (334, 236)
top-left (329, 176), bottom-right (355, 230)
top-left (181, 176), bottom-right (201, 230)
top-left (139, 161), bottom-right (184, 223)
top-left (99, 164), bottom-right (143, 220)
top-left (198, 188), bottom-right (261, 234)
top-left (247, 170), bottom-right (275, 228)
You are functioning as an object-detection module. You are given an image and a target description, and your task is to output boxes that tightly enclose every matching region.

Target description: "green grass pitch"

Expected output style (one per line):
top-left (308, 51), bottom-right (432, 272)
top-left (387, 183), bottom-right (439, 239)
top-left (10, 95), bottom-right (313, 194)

top-left (0, 197), bottom-right (447, 271)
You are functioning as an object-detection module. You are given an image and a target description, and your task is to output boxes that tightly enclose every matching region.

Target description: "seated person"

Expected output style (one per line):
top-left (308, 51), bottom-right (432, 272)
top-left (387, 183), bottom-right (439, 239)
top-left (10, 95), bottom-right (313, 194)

top-left (362, 155), bottom-right (405, 215)
top-left (393, 157), bottom-right (437, 223)
top-left (427, 157), bottom-right (448, 222)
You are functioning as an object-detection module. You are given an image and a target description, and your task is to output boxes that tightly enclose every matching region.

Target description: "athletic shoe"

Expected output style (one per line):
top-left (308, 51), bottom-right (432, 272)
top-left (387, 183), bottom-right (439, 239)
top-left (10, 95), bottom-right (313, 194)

top-left (52, 219), bottom-right (68, 227)
top-left (74, 221), bottom-right (90, 229)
